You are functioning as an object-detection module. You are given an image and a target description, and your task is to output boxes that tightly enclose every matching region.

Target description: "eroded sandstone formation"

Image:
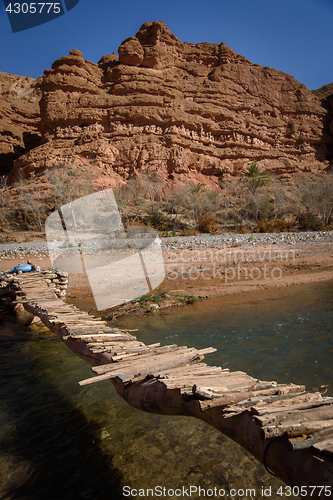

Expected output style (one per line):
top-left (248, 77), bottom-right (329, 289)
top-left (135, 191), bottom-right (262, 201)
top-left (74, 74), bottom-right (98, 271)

top-left (0, 72), bottom-right (41, 176)
top-left (313, 82), bottom-right (333, 155)
top-left (8, 22), bottom-right (333, 183)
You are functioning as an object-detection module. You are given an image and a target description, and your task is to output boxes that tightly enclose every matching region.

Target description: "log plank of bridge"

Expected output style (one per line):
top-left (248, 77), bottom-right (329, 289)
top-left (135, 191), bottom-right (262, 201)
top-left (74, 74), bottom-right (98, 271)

top-left (3, 271), bottom-right (333, 496)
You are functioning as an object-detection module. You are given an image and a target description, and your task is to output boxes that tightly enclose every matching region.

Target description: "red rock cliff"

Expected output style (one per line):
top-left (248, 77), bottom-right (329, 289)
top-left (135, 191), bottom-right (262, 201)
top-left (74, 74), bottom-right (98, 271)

top-left (0, 72), bottom-right (41, 176)
top-left (9, 21), bottom-right (333, 182)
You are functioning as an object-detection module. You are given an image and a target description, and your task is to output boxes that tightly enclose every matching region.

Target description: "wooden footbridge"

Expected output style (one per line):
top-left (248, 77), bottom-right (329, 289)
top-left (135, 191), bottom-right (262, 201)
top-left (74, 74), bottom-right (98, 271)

top-left (2, 271), bottom-right (333, 495)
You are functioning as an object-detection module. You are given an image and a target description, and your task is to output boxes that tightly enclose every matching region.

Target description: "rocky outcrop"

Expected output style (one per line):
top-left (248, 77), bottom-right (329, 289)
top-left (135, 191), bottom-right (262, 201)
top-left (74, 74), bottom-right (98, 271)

top-left (312, 82), bottom-right (333, 101)
top-left (313, 83), bottom-right (333, 158)
top-left (328, 93), bottom-right (333, 140)
top-left (9, 22), bottom-right (333, 182)
top-left (0, 72), bottom-right (41, 176)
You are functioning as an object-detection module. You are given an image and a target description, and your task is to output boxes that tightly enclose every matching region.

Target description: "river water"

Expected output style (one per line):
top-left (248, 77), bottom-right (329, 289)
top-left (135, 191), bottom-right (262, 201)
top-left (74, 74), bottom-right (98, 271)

top-left (0, 280), bottom-right (332, 500)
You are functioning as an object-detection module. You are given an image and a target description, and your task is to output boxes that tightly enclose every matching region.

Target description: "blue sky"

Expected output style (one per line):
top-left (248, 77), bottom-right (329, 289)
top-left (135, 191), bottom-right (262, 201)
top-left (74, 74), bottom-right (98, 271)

top-left (0, 0), bottom-right (332, 90)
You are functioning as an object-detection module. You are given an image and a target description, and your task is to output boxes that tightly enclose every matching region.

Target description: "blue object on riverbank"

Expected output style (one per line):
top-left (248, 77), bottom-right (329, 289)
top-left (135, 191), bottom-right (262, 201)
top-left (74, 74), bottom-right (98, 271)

top-left (10, 264), bottom-right (33, 273)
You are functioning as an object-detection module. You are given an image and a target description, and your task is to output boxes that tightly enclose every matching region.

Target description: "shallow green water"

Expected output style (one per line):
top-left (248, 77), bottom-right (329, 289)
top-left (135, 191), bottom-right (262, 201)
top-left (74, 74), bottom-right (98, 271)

top-left (116, 280), bottom-right (333, 393)
top-left (0, 280), bottom-right (332, 499)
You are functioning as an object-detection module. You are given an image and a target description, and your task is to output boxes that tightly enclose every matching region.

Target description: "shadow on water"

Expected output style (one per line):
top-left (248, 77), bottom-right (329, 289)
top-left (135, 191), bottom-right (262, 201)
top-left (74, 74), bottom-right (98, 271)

top-left (0, 309), bottom-right (124, 500)
top-left (0, 306), bottom-right (288, 499)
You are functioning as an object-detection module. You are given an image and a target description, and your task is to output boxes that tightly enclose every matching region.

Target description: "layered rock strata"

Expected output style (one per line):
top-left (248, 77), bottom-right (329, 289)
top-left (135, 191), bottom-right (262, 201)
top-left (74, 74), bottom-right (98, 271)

top-left (0, 72), bottom-right (41, 176)
top-left (9, 22), bottom-right (333, 182)
top-left (313, 82), bottom-right (333, 160)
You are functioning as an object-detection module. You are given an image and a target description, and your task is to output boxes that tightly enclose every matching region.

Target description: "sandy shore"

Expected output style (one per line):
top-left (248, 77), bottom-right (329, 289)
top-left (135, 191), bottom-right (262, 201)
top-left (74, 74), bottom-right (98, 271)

top-left (103, 237), bottom-right (333, 318)
top-left (1, 233), bottom-right (332, 317)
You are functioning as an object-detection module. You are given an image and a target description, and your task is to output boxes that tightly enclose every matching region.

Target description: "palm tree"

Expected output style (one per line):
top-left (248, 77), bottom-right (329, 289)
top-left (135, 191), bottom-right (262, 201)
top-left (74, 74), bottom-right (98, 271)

top-left (189, 181), bottom-right (206, 196)
top-left (242, 163), bottom-right (270, 194)
top-left (187, 182), bottom-right (207, 223)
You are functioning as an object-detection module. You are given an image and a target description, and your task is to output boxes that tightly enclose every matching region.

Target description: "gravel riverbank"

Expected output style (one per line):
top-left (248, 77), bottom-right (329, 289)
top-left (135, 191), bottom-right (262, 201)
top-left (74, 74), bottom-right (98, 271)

top-left (1, 230), bottom-right (332, 318)
top-left (0, 230), bottom-right (333, 258)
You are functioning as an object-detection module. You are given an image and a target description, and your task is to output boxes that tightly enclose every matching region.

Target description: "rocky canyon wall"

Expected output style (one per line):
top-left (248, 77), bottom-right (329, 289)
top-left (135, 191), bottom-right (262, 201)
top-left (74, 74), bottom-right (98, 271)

top-left (4, 21), bottom-right (333, 184)
top-left (313, 82), bottom-right (333, 159)
top-left (0, 72), bottom-right (41, 176)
